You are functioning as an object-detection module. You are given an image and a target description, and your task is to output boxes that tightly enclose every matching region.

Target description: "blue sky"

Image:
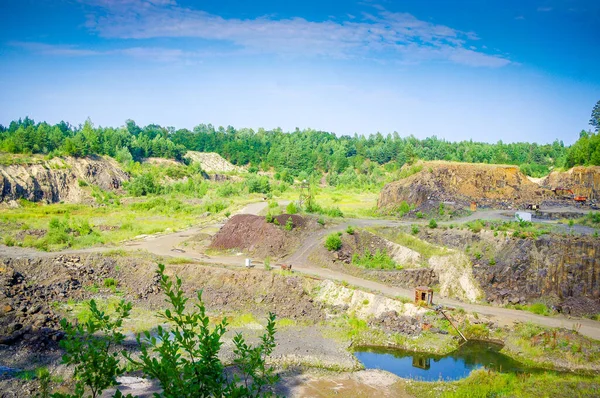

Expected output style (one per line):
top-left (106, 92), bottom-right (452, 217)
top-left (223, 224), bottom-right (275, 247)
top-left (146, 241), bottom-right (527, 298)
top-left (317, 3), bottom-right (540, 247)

top-left (0, 0), bottom-right (599, 144)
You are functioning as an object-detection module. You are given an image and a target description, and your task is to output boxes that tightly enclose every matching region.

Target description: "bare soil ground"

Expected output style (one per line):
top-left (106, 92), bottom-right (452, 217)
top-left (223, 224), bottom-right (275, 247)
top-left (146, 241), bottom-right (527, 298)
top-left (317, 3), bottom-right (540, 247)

top-left (281, 370), bottom-right (414, 398)
top-left (2, 199), bottom-right (600, 396)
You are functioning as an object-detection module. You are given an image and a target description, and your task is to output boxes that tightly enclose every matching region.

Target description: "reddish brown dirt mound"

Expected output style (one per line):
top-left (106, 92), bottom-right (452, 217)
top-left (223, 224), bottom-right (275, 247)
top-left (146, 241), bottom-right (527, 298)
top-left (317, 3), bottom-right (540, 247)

top-left (274, 214), bottom-right (306, 228)
top-left (209, 214), bottom-right (306, 258)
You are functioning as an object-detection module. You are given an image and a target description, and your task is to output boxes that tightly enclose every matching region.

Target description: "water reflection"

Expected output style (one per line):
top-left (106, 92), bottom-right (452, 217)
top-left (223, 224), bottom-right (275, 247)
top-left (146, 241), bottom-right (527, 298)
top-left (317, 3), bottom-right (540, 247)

top-left (354, 341), bottom-right (530, 381)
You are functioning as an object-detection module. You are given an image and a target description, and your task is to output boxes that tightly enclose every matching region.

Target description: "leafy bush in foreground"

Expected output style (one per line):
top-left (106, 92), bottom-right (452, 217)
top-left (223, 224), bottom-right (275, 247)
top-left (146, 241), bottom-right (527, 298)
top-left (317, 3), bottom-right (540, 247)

top-left (54, 264), bottom-right (279, 397)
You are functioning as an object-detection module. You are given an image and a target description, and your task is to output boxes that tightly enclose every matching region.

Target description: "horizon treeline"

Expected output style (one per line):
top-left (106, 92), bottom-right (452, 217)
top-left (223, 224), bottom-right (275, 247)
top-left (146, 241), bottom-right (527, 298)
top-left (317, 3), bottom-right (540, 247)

top-left (1, 117), bottom-right (599, 177)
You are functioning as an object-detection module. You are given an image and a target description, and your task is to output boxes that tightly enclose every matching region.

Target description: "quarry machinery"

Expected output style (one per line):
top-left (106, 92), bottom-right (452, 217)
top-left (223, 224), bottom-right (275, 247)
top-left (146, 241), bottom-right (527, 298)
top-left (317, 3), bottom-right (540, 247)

top-left (552, 187), bottom-right (588, 204)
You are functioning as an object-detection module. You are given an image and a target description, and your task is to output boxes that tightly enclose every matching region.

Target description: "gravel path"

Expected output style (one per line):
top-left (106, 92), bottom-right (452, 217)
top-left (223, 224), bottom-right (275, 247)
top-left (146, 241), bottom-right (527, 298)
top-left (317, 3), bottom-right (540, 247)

top-left (3, 201), bottom-right (600, 340)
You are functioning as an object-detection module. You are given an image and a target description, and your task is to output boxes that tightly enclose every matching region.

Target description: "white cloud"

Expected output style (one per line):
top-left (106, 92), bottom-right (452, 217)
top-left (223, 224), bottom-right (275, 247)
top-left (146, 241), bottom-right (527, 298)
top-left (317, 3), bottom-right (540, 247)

top-left (537, 7), bottom-right (553, 12)
top-left (10, 42), bottom-right (102, 56)
top-left (76, 0), bottom-right (510, 67)
top-left (9, 41), bottom-right (200, 63)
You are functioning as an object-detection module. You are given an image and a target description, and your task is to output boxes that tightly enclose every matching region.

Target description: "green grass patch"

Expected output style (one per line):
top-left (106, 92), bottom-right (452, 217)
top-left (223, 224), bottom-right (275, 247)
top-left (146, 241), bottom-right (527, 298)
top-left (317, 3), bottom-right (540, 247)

top-left (275, 318), bottom-right (297, 329)
top-left (165, 256), bottom-right (194, 265)
top-left (408, 368), bottom-right (600, 398)
top-left (227, 312), bottom-right (260, 328)
top-left (368, 227), bottom-right (449, 259)
top-left (509, 302), bottom-right (552, 316)
top-left (352, 248), bottom-right (401, 270)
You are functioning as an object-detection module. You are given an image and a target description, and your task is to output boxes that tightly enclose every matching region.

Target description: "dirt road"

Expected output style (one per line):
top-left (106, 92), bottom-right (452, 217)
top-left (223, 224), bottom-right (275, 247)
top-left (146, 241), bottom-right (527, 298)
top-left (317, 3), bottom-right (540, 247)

top-left (123, 204), bottom-right (600, 341)
top-left (3, 201), bottom-right (600, 340)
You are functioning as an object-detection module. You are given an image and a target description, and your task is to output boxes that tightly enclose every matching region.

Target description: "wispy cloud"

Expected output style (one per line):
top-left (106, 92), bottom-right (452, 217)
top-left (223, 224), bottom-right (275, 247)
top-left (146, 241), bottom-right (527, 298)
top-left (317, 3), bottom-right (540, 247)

top-left (537, 6), bottom-right (553, 12)
top-left (11, 42), bottom-right (102, 56)
top-left (75, 0), bottom-right (510, 67)
top-left (9, 41), bottom-right (201, 63)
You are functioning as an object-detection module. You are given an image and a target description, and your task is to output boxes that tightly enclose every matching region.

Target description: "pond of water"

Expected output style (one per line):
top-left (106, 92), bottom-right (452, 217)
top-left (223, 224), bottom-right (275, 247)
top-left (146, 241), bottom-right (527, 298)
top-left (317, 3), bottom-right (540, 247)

top-left (354, 341), bottom-right (530, 381)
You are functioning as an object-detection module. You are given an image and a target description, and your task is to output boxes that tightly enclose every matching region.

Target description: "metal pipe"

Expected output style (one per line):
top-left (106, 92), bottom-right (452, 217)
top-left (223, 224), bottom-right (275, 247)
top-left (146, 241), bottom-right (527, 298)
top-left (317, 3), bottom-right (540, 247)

top-left (437, 307), bottom-right (468, 342)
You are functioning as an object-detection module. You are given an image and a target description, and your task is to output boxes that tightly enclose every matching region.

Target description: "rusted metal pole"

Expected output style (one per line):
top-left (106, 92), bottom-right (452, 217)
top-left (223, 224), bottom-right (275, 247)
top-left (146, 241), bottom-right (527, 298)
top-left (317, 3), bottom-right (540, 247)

top-left (438, 308), bottom-right (468, 342)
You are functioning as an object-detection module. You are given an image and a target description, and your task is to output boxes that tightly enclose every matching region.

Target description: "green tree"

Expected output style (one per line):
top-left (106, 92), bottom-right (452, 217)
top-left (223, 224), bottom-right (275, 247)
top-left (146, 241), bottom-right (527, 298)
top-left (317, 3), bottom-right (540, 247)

top-left (53, 299), bottom-right (132, 398)
top-left (590, 100), bottom-right (600, 132)
top-left (54, 265), bottom-right (280, 398)
top-left (126, 264), bottom-right (279, 397)
top-left (285, 202), bottom-right (298, 214)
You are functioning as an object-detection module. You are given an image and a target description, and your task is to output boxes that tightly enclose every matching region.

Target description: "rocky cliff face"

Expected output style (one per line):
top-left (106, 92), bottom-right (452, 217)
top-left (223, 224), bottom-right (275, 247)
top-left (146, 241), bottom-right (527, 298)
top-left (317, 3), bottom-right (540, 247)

top-left (543, 166), bottom-right (600, 201)
top-left (419, 229), bottom-right (600, 314)
top-left (378, 161), bottom-right (549, 210)
top-left (185, 151), bottom-right (244, 173)
top-left (0, 156), bottom-right (129, 204)
top-left (480, 235), bottom-right (599, 303)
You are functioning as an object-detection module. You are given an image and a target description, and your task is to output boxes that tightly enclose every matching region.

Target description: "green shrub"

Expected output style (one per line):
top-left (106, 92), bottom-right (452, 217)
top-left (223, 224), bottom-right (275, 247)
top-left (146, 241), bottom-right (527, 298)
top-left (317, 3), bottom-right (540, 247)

top-left (120, 222), bottom-right (134, 231)
top-left (203, 200), bottom-right (228, 214)
top-left (306, 201), bottom-right (343, 218)
top-left (73, 219), bottom-right (93, 236)
top-left (396, 201), bottom-right (410, 216)
top-left (103, 278), bottom-right (117, 288)
top-left (114, 146), bottom-right (133, 164)
top-left (56, 264), bottom-right (279, 398)
top-left (416, 211), bottom-right (424, 219)
top-left (438, 202), bottom-right (445, 216)
top-left (216, 183), bottom-right (241, 198)
top-left (127, 173), bottom-right (160, 196)
top-left (46, 217), bottom-right (72, 245)
top-left (468, 220), bottom-right (485, 233)
top-left (346, 225), bottom-right (355, 235)
top-left (284, 217), bottom-right (294, 231)
top-left (317, 218), bottom-right (325, 226)
top-left (78, 179), bottom-right (88, 187)
top-left (286, 201), bottom-right (298, 214)
top-left (273, 218), bottom-right (280, 226)
top-left (325, 233), bottom-right (342, 251)
top-left (411, 225), bottom-right (419, 235)
top-left (246, 175), bottom-right (271, 194)
top-left (489, 257), bottom-right (496, 265)
top-left (54, 299), bottom-right (132, 398)
top-left (324, 206), bottom-right (344, 217)
top-left (428, 218), bottom-right (438, 229)
top-left (3, 236), bottom-right (15, 247)
top-left (528, 302), bottom-right (550, 316)
top-left (264, 256), bottom-right (272, 271)
top-left (265, 213), bottom-right (274, 223)
top-left (352, 249), bottom-right (400, 270)
top-left (588, 212), bottom-right (600, 224)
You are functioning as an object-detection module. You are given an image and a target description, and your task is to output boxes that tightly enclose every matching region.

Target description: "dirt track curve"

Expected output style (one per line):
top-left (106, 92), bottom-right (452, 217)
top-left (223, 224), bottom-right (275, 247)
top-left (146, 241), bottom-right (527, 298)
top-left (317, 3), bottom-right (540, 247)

top-left (3, 202), bottom-right (600, 340)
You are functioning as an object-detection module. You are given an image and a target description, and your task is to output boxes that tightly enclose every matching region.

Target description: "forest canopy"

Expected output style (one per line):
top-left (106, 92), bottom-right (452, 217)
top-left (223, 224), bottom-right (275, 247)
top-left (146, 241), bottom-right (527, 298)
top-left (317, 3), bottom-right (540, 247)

top-left (0, 112), bottom-right (598, 178)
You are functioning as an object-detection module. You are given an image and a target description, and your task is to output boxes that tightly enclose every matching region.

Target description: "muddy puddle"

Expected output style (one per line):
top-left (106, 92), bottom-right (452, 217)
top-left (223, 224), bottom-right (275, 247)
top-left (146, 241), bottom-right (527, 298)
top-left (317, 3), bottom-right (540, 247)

top-left (354, 341), bottom-right (531, 381)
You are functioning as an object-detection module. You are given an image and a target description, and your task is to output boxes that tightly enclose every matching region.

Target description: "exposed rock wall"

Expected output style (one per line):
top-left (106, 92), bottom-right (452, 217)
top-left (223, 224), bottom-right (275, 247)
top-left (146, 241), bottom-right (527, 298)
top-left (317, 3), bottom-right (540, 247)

top-left (419, 229), bottom-right (600, 311)
top-left (378, 161), bottom-right (549, 210)
top-left (185, 151), bottom-right (244, 173)
top-left (371, 268), bottom-right (438, 289)
top-left (480, 235), bottom-right (600, 303)
top-left (543, 166), bottom-right (600, 201)
top-left (0, 156), bottom-right (128, 204)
